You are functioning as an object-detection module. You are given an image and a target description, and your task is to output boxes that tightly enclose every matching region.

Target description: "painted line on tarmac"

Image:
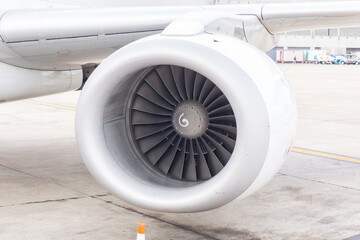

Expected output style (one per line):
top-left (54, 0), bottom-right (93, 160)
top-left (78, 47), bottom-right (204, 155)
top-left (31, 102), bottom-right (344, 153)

top-left (292, 147), bottom-right (360, 164)
top-left (24, 100), bottom-right (76, 111)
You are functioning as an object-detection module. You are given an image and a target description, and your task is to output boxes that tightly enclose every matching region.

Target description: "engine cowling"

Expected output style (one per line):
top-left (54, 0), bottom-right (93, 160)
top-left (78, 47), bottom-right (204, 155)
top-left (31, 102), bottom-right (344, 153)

top-left (75, 33), bottom-right (296, 212)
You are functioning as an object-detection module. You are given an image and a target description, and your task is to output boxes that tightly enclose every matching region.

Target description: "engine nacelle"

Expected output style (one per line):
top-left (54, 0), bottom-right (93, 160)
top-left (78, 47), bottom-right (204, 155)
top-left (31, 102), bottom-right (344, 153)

top-left (76, 33), bottom-right (296, 212)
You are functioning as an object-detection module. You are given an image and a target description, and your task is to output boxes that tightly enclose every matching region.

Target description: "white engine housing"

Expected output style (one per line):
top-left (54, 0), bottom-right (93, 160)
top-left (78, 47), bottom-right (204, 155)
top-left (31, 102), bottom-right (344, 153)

top-left (0, 61), bottom-right (82, 102)
top-left (76, 33), bottom-right (296, 212)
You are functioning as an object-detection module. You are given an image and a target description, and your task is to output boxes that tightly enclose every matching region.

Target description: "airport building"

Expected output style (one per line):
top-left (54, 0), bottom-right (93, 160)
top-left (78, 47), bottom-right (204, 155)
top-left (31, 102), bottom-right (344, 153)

top-left (216, 0), bottom-right (360, 60)
top-left (271, 28), bottom-right (360, 58)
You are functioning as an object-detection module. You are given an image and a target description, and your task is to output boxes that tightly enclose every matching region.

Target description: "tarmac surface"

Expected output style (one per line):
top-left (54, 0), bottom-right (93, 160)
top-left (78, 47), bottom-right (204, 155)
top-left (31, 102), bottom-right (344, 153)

top-left (0, 64), bottom-right (360, 239)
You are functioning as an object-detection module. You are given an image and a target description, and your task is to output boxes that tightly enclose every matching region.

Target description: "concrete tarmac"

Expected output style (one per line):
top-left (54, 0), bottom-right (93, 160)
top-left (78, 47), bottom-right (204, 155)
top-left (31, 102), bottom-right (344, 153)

top-left (0, 64), bottom-right (360, 239)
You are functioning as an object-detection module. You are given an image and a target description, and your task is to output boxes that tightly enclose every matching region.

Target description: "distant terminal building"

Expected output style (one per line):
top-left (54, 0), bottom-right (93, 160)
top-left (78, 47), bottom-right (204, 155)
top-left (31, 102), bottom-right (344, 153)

top-left (276, 28), bottom-right (360, 55)
top-left (266, 28), bottom-right (360, 62)
top-left (214, 0), bottom-right (360, 60)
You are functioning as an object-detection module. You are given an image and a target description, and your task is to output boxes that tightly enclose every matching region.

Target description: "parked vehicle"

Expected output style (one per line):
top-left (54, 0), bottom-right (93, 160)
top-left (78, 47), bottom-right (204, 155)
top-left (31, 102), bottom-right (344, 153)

top-left (305, 50), bottom-right (326, 63)
top-left (276, 49), bottom-right (305, 63)
top-left (333, 55), bottom-right (348, 64)
top-left (349, 56), bottom-right (360, 64)
top-left (314, 55), bottom-right (334, 64)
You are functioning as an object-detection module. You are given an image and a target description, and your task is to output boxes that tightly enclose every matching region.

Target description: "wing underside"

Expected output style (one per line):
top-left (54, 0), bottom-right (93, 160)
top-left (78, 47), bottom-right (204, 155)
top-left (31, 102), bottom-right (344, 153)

top-left (0, 2), bottom-right (359, 69)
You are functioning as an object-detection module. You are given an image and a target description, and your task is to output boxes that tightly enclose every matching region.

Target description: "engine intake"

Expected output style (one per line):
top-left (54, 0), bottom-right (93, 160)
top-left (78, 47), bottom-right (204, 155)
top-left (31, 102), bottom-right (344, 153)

top-left (76, 33), bottom-right (296, 212)
top-left (128, 65), bottom-right (236, 182)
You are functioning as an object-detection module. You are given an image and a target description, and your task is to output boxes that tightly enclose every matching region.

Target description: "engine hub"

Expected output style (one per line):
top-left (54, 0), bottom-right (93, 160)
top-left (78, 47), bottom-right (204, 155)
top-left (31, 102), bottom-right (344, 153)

top-left (172, 100), bottom-right (208, 139)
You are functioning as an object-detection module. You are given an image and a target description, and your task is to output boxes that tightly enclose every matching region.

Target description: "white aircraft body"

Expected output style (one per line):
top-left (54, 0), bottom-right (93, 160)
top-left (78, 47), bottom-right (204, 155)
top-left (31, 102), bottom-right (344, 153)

top-left (0, 0), bottom-right (359, 212)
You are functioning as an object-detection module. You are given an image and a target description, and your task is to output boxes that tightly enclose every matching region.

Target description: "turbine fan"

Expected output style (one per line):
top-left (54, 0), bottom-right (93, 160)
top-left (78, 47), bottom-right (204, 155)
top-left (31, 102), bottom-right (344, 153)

top-left (129, 65), bottom-right (237, 182)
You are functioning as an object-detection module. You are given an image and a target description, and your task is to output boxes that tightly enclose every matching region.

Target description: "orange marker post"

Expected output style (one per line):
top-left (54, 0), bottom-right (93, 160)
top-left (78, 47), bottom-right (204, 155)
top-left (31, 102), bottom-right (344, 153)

top-left (137, 222), bottom-right (145, 240)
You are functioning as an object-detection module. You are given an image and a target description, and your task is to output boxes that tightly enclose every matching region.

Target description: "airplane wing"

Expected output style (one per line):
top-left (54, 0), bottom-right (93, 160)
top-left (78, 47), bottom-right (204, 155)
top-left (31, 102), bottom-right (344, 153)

top-left (1, 1), bottom-right (360, 212)
top-left (1, 2), bottom-right (360, 70)
top-left (261, 1), bottom-right (360, 33)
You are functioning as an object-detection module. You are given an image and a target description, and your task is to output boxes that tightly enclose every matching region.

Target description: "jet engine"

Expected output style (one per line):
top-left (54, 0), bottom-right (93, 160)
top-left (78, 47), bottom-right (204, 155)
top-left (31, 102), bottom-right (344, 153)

top-left (75, 32), bottom-right (296, 212)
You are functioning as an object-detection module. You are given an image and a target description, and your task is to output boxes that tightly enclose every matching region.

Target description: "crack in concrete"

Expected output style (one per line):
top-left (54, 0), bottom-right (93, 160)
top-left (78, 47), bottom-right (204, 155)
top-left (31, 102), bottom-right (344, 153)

top-left (0, 163), bottom-right (222, 239)
top-left (0, 194), bottom-right (109, 208)
top-left (91, 196), bottom-right (222, 240)
top-left (2, 154), bottom-right (357, 239)
top-left (0, 189), bottom-right (221, 239)
top-left (0, 163), bottom-right (107, 198)
top-left (0, 163), bottom-right (42, 179)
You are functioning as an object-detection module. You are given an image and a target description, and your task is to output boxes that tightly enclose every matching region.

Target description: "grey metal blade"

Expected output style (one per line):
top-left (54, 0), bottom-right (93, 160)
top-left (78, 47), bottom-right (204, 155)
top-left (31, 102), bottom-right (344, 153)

top-left (168, 138), bottom-right (186, 180)
top-left (208, 123), bottom-right (237, 139)
top-left (136, 82), bottom-right (174, 110)
top-left (156, 136), bottom-right (182, 174)
top-left (198, 79), bottom-right (215, 104)
top-left (208, 104), bottom-right (233, 117)
top-left (199, 137), bottom-right (224, 176)
top-left (156, 65), bottom-right (182, 103)
top-left (206, 94), bottom-right (228, 112)
top-left (133, 122), bottom-right (172, 140)
top-left (145, 71), bottom-right (177, 106)
top-left (185, 68), bottom-right (196, 100)
top-left (132, 96), bottom-right (172, 116)
top-left (203, 86), bottom-right (222, 107)
top-left (203, 133), bottom-right (232, 166)
top-left (195, 139), bottom-right (212, 180)
top-left (183, 139), bottom-right (197, 181)
top-left (137, 128), bottom-right (175, 153)
top-left (207, 128), bottom-right (236, 151)
top-left (146, 133), bottom-right (177, 165)
top-left (209, 115), bottom-right (236, 124)
top-left (131, 111), bottom-right (171, 125)
top-left (193, 73), bottom-right (206, 101)
top-left (170, 65), bottom-right (187, 101)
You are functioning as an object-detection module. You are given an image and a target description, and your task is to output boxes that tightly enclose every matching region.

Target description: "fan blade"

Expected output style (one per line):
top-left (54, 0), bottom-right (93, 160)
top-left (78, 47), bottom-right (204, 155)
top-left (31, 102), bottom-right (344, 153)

top-left (207, 129), bottom-right (236, 151)
top-left (132, 97), bottom-right (172, 116)
top-left (199, 137), bottom-right (224, 176)
top-left (136, 83), bottom-right (174, 110)
top-left (185, 68), bottom-right (196, 100)
top-left (157, 136), bottom-right (182, 174)
top-left (208, 104), bottom-right (233, 117)
top-left (183, 139), bottom-right (197, 181)
top-left (209, 115), bottom-right (236, 124)
top-left (208, 123), bottom-right (237, 139)
top-left (168, 138), bottom-right (187, 180)
top-left (133, 122), bottom-right (172, 140)
top-left (195, 139), bottom-right (212, 180)
top-left (156, 65), bottom-right (182, 103)
top-left (206, 95), bottom-right (229, 112)
top-left (132, 111), bottom-right (171, 125)
top-left (198, 79), bottom-right (215, 104)
top-left (146, 134), bottom-right (177, 165)
top-left (203, 86), bottom-right (222, 107)
top-left (204, 133), bottom-right (232, 165)
top-left (145, 71), bottom-right (177, 106)
top-left (137, 128), bottom-right (175, 153)
top-left (171, 65), bottom-right (187, 101)
top-left (193, 73), bottom-right (207, 101)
